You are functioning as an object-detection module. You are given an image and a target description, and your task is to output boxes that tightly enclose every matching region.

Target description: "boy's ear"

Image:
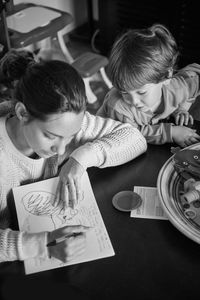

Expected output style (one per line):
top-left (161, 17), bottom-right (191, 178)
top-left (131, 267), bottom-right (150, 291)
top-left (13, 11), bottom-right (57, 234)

top-left (167, 68), bottom-right (173, 78)
top-left (15, 102), bottom-right (29, 122)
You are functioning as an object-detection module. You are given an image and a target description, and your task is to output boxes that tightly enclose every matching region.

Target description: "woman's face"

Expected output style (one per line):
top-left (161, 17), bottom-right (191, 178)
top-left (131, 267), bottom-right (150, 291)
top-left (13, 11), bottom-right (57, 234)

top-left (22, 111), bottom-right (84, 158)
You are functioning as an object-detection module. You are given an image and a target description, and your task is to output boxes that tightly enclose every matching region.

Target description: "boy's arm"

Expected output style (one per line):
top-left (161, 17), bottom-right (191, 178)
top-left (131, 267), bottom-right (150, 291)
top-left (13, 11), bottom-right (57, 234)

top-left (140, 123), bottom-right (173, 144)
top-left (171, 63), bottom-right (200, 113)
top-left (98, 98), bottom-right (173, 145)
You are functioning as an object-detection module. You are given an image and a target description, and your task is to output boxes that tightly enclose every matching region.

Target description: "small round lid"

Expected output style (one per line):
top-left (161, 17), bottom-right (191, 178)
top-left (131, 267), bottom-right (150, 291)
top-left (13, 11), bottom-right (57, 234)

top-left (112, 190), bottom-right (142, 212)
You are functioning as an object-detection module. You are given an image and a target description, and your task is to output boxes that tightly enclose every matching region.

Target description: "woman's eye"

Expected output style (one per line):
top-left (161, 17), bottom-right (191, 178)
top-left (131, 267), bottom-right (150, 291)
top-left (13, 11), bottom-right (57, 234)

top-left (44, 133), bottom-right (56, 140)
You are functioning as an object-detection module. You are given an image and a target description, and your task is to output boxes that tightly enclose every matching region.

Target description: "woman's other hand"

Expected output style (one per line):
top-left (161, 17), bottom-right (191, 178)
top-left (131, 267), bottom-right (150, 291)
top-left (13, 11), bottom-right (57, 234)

top-left (53, 157), bottom-right (85, 209)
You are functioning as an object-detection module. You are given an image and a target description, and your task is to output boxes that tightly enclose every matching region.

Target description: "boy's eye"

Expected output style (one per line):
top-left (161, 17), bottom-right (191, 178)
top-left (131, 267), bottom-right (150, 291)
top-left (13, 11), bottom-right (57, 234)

top-left (44, 133), bottom-right (56, 140)
top-left (120, 90), bottom-right (128, 94)
top-left (137, 91), bottom-right (146, 95)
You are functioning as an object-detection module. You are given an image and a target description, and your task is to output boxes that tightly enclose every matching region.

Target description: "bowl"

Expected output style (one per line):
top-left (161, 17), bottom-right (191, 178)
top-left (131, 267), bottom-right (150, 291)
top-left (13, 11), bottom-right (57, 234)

top-left (157, 143), bottom-right (200, 244)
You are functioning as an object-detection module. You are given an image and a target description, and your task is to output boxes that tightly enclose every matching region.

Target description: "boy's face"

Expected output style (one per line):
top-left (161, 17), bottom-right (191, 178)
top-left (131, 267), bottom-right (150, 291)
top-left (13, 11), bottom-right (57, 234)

top-left (22, 111), bottom-right (84, 158)
top-left (121, 82), bottom-right (162, 112)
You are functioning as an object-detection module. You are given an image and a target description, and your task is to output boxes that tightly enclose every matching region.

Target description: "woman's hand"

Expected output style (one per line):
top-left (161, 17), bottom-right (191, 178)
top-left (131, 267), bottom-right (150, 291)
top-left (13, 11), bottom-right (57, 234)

top-left (173, 110), bottom-right (194, 126)
top-left (54, 157), bottom-right (85, 209)
top-left (172, 125), bottom-right (200, 147)
top-left (47, 225), bottom-right (89, 263)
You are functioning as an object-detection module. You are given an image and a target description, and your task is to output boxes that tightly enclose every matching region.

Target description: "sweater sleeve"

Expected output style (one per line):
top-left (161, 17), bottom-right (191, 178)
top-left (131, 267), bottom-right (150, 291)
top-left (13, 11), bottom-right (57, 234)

top-left (0, 229), bottom-right (48, 262)
top-left (0, 228), bottom-right (23, 261)
top-left (109, 108), bottom-right (173, 144)
top-left (170, 63), bottom-right (200, 112)
top-left (70, 112), bottom-right (147, 169)
top-left (0, 185), bottom-right (48, 262)
top-left (98, 96), bottom-right (173, 145)
top-left (140, 123), bottom-right (173, 144)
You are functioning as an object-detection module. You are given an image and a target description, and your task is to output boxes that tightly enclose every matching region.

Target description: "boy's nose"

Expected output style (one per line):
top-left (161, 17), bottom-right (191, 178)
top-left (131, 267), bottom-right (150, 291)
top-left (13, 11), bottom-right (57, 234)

top-left (125, 91), bottom-right (140, 106)
top-left (132, 97), bottom-right (140, 107)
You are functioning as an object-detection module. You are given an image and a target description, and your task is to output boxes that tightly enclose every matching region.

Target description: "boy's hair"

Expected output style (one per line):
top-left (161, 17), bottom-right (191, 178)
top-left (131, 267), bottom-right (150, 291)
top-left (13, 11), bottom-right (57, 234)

top-left (0, 49), bottom-right (87, 120)
top-left (108, 23), bottom-right (179, 91)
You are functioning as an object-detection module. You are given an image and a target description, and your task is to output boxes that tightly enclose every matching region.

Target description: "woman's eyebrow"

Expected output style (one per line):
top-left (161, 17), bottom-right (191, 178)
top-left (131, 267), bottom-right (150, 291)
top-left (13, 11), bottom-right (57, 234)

top-left (46, 130), bottom-right (61, 138)
top-left (46, 129), bottom-right (80, 138)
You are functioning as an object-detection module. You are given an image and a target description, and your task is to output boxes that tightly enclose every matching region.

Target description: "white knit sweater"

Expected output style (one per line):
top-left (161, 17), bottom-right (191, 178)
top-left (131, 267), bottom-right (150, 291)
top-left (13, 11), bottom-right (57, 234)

top-left (0, 107), bottom-right (147, 262)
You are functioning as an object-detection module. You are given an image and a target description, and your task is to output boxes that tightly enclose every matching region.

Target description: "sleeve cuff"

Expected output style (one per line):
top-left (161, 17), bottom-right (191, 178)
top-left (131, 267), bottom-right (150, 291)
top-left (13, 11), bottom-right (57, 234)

top-left (20, 231), bottom-right (48, 261)
top-left (70, 143), bottom-right (100, 170)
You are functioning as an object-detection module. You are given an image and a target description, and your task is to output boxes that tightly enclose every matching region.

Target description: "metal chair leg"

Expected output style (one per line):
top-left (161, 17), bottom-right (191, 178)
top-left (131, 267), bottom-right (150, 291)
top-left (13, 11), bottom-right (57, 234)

top-left (100, 67), bottom-right (112, 89)
top-left (83, 77), bottom-right (97, 104)
top-left (57, 29), bottom-right (74, 64)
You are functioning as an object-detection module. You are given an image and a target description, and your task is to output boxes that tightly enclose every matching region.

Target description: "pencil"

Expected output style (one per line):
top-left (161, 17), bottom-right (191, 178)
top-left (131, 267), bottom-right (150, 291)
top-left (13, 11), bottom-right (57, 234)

top-left (47, 232), bottom-right (82, 247)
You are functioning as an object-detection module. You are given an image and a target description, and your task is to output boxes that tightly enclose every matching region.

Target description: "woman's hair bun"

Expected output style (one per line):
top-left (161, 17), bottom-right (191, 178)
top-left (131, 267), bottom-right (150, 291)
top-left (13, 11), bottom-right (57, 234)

top-left (0, 49), bottom-right (35, 82)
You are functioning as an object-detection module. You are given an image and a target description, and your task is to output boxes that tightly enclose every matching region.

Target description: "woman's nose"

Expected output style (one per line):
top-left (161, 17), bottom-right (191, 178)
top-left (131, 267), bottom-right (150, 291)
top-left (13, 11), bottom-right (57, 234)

top-left (52, 140), bottom-right (66, 156)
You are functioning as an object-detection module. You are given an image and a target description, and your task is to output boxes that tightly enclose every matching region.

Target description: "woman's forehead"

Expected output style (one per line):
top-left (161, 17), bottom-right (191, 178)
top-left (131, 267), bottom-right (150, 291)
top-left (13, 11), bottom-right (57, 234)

top-left (37, 111), bottom-right (84, 136)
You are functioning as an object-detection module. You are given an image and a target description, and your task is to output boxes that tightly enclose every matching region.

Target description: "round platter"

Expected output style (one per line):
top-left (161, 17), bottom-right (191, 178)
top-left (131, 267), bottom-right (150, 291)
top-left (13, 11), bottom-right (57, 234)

top-left (157, 143), bottom-right (200, 244)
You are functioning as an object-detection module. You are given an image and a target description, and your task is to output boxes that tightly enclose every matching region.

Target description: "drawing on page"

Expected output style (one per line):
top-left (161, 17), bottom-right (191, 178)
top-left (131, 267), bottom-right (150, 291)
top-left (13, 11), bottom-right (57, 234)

top-left (21, 191), bottom-right (80, 229)
top-left (13, 174), bottom-right (115, 274)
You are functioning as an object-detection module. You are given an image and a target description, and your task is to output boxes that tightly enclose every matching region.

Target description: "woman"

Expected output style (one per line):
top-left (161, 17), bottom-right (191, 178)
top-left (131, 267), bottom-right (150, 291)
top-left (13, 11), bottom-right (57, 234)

top-left (0, 49), bottom-right (147, 263)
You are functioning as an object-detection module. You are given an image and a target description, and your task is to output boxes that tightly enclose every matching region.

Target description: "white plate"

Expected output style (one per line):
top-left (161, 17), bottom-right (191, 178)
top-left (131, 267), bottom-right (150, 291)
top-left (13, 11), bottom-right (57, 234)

top-left (157, 143), bottom-right (200, 244)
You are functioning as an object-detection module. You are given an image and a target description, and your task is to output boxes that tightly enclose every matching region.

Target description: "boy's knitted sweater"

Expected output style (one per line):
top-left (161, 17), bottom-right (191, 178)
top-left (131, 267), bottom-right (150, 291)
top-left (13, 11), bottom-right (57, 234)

top-left (0, 106), bottom-right (147, 262)
top-left (97, 63), bottom-right (200, 144)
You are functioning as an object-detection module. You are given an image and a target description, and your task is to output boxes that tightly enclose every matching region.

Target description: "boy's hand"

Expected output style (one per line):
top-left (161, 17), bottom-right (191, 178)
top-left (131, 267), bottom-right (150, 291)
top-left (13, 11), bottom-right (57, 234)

top-left (173, 110), bottom-right (194, 126)
top-left (172, 125), bottom-right (200, 148)
top-left (53, 157), bottom-right (85, 209)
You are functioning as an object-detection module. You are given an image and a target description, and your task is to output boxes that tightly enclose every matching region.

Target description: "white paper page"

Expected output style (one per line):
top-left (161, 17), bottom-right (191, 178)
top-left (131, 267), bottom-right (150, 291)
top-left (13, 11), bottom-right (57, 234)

top-left (130, 186), bottom-right (168, 220)
top-left (13, 173), bottom-right (115, 274)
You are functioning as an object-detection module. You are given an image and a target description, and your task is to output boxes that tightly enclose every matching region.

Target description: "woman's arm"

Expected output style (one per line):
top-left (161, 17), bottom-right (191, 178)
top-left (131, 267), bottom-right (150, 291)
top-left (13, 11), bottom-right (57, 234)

top-left (70, 112), bottom-right (147, 170)
top-left (54, 112), bottom-right (147, 209)
top-left (0, 228), bottom-right (47, 262)
top-left (0, 224), bottom-right (88, 262)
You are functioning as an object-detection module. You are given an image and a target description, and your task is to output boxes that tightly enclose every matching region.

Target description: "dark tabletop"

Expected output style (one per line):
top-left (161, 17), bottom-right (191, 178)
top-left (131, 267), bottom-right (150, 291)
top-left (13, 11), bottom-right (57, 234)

top-left (1, 122), bottom-right (200, 300)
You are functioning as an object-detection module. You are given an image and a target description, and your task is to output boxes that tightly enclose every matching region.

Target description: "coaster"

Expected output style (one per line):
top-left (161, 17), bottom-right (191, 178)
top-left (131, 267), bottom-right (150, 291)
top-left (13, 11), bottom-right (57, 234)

top-left (112, 191), bottom-right (142, 212)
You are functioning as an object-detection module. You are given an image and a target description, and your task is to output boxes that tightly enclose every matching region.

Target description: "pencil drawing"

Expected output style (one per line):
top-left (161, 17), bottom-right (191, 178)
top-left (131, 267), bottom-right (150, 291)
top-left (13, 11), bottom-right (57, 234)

top-left (22, 191), bottom-right (79, 229)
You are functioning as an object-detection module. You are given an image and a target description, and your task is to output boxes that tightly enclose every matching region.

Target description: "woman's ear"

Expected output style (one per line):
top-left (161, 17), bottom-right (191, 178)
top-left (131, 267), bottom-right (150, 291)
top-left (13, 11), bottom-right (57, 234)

top-left (15, 102), bottom-right (29, 122)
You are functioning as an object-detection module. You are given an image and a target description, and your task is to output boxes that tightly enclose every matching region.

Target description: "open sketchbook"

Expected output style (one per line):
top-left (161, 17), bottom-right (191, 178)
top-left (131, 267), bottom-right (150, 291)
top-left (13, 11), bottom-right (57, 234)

top-left (13, 173), bottom-right (115, 274)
